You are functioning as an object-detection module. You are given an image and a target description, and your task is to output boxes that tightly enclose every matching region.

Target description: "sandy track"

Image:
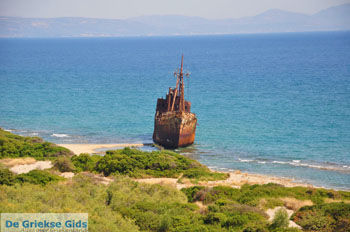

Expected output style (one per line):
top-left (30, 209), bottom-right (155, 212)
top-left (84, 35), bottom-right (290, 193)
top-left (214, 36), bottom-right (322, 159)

top-left (0, 157), bottom-right (37, 167)
top-left (58, 143), bottom-right (144, 155)
top-left (205, 170), bottom-right (312, 188)
top-left (9, 161), bottom-right (53, 174)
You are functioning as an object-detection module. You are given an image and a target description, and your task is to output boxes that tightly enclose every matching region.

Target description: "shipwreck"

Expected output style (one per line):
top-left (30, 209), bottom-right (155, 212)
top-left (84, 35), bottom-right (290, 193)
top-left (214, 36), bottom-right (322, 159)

top-left (153, 55), bottom-right (197, 149)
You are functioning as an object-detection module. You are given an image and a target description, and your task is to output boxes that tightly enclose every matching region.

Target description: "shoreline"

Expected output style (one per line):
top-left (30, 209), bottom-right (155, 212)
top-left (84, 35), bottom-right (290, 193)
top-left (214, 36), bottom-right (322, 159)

top-left (208, 169), bottom-right (313, 188)
top-left (135, 169), bottom-right (316, 190)
top-left (58, 143), bottom-right (145, 154)
top-left (4, 127), bottom-right (349, 190)
top-left (57, 143), bottom-right (349, 191)
top-left (58, 143), bottom-right (315, 189)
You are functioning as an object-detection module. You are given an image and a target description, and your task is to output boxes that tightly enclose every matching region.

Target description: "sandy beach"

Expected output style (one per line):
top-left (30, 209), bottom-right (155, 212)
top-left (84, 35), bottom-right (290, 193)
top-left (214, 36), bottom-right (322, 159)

top-left (57, 143), bottom-right (314, 189)
top-left (58, 143), bottom-right (144, 155)
top-left (135, 170), bottom-right (313, 189)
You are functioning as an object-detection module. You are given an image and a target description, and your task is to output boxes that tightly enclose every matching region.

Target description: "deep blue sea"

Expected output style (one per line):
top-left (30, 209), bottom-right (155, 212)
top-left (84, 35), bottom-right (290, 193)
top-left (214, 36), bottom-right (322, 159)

top-left (1, 32), bottom-right (349, 189)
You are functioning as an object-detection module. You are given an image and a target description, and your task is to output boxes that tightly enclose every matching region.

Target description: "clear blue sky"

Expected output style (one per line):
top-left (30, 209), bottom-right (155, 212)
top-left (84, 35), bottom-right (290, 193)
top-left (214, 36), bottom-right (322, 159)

top-left (1, 0), bottom-right (350, 19)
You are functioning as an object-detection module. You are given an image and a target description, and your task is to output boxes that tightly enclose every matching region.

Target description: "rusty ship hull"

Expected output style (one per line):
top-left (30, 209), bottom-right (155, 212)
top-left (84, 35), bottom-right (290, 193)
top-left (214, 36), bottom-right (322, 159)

top-left (152, 55), bottom-right (197, 149)
top-left (153, 111), bottom-right (197, 149)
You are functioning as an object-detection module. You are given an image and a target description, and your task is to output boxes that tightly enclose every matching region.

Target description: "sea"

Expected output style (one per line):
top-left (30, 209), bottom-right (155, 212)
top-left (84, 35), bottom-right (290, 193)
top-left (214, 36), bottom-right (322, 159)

top-left (0, 31), bottom-right (349, 190)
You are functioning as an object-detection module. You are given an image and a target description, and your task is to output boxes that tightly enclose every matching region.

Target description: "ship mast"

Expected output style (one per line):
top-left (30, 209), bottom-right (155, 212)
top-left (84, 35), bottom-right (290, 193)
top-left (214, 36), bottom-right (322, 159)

top-left (170, 54), bottom-right (189, 112)
top-left (179, 55), bottom-right (185, 112)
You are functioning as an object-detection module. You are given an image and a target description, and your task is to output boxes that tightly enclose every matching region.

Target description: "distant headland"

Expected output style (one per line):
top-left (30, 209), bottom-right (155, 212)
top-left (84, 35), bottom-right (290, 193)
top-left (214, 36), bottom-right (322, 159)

top-left (0, 3), bottom-right (349, 37)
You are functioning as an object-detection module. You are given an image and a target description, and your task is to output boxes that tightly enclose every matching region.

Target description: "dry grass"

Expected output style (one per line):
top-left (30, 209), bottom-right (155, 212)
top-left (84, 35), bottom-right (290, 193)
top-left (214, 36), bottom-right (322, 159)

top-left (195, 201), bottom-right (208, 214)
top-left (0, 157), bottom-right (36, 167)
top-left (324, 198), bottom-right (350, 204)
top-left (280, 197), bottom-right (313, 211)
top-left (81, 172), bottom-right (114, 185)
top-left (134, 177), bottom-right (178, 188)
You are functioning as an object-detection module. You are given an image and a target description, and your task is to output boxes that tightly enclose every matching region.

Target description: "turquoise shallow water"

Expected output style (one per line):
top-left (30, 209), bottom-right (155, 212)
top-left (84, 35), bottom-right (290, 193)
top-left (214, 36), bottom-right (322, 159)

top-left (0, 32), bottom-right (349, 189)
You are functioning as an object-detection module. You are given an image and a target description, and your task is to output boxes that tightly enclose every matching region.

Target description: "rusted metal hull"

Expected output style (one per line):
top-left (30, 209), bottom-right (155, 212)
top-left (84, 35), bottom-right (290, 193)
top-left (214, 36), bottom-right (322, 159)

top-left (153, 111), bottom-right (197, 149)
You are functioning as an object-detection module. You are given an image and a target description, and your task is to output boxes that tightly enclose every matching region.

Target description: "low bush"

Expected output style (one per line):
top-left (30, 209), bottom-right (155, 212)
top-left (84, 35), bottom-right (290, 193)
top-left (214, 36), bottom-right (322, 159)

top-left (0, 128), bottom-right (73, 159)
top-left (270, 208), bottom-right (289, 230)
top-left (15, 170), bottom-right (63, 186)
top-left (54, 156), bottom-right (75, 172)
top-left (181, 186), bottom-right (206, 202)
top-left (182, 183), bottom-right (350, 207)
top-left (204, 201), bottom-right (268, 231)
top-left (94, 148), bottom-right (228, 181)
top-left (0, 175), bottom-right (140, 232)
top-left (71, 153), bottom-right (101, 172)
top-left (0, 168), bottom-right (15, 185)
top-left (1, 172), bottom-right (349, 232)
top-left (292, 202), bottom-right (350, 232)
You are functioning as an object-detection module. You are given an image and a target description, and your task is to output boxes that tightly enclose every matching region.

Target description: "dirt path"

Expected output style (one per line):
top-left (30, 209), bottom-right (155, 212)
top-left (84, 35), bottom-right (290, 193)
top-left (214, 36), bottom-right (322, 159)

top-left (9, 160), bottom-right (53, 174)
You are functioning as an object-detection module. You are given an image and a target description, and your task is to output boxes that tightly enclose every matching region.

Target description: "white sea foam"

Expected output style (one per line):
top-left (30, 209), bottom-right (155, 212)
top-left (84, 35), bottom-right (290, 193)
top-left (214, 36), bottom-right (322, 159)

top-left (51, 133), bottom-right (69, 138)
top-left (308, 164), bottom-right (324, 169)
top-left (236, 155), bottom-right (349, 173)
top-left (272, 161), bottom-right (288, 164)
top-left (4, 129), bottom-right (13, 132)
top-left (287, 161), bottom-right (350, 172)
top-left (238, 158), bottom-right (254, 162)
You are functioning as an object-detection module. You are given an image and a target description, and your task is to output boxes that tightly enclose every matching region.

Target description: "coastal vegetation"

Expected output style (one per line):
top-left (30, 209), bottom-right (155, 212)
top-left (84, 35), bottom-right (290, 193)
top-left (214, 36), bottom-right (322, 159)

top-left (181, 185), bottom-right (350, 231)
top-left (292, 202), bottom-right (350, 232)
top-left (93, 148), bottom-right (228, 181)
top-left (71, 148), bottom-right (228, 181)
top-left (0, 168), bottom-right (63, 186)
top-left (1, 173), bottom-right (349, 232)
top-left (0, 128), bottom-right (73, 159)
top-left (1, 128), bottom-right (350, 231)
top-left (181, 184), bottom-right (350, 207)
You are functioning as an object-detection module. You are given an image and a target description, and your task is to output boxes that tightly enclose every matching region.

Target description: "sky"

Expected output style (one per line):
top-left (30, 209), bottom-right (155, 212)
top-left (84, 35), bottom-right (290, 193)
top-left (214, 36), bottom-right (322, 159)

top-left (1, 0), bottom-right (350, 19)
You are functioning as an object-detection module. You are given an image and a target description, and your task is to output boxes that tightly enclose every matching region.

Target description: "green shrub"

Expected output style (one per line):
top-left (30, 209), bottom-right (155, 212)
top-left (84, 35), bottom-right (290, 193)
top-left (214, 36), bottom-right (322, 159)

top-left (182, 169), bottom-right (228, 181)
top-left (203, 212), bottom-right (227, 225)
top-left (0, 174), bottom-right (140, 231)
top-left (203, 200), bottom-right (268, 231)
top-left (104, 176), bottom-right (208, 232)
top-left (54, 156), bottom-right (75, 172)
top-left (293, 203), bottom-right (350, 232)
top-left (15, 170), bottom-right (63, 185)
top-left (71, 153), bottom-right (101, 172)
top-left (1, 172), bottom-right (349, 232)
top-left (159, 215), bottom-right (171, 232)
top-left (182, 184), bottom-right (350, 208)
top-left (270, 208), bottom-right (289, 230)
top-left (0, 168), bottom-right (15, 185)
top-left (181, 186), bottom-right (206, 202)
top-left (94, 148), bottom-right (227, 181)
top-left (0, 128), bottom-right (73, 159)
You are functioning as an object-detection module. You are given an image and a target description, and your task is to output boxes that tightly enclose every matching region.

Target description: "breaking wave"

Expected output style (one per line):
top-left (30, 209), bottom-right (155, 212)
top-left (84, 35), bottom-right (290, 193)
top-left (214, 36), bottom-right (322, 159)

top-left (237, 157), bottom-right (350, 173)
top-left (51, 133), bottom-right (70, 138)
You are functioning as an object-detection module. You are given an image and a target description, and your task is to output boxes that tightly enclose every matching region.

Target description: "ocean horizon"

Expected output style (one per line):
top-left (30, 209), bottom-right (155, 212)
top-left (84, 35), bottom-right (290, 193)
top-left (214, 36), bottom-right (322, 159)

top-left (1, 31), bottom-right (349, 190)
